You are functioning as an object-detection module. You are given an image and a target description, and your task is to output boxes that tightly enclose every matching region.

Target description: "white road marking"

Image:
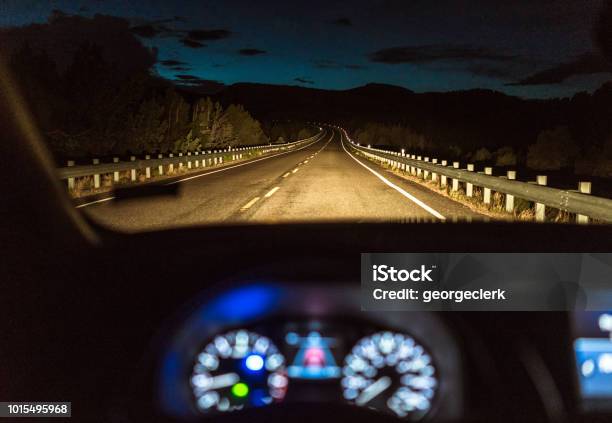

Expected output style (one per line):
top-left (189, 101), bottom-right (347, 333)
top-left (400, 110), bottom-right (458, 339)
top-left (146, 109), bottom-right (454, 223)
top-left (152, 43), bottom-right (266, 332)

top-left (264, 186), bottom-right (280, 198)
top-left (75, 196), bottom-right (115, 208)
top-left (292, 168), bottom-right (299, 173)
top-left (341, 135), bottom-right (446, 220)
top-left (240, 197), bottom-right (260, 211)
top-left (282, 172), bottom-right (291, 178)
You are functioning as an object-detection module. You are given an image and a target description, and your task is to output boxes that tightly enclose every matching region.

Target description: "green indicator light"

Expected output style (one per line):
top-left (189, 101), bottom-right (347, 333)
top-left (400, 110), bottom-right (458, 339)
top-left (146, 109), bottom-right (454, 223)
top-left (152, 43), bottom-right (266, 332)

top-left (232, 382), bottom-right (249, 398)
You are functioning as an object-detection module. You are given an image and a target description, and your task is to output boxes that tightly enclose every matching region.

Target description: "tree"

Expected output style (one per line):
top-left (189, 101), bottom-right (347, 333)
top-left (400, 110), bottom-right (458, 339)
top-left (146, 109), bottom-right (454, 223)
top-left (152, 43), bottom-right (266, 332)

top-left (222, 104), bottom-right (267, 146)
top-left (494, 146), bottom-right (517, 166)
top-left (527, 126), bottom-right (579, 170)
top-left (472, 147), bottom-right (492, 162)
top-left (126, 98), bottom-right (167, 154)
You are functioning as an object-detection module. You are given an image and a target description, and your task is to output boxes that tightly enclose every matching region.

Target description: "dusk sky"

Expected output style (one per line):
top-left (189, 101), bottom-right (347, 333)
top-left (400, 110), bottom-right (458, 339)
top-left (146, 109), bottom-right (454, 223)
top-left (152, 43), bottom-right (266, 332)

top-left (1, 0), bottom-right (611, 98)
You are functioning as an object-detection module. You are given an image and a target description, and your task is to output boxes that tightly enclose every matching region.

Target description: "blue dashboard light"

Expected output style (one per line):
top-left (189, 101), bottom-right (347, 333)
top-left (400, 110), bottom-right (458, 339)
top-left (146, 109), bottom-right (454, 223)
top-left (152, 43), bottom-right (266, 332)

top-left (575, 338), bottom-right (612, 398)
top-left (245, 354), bottom-right (265, 372)
top-left (200, 284), bottom-right (282, 322)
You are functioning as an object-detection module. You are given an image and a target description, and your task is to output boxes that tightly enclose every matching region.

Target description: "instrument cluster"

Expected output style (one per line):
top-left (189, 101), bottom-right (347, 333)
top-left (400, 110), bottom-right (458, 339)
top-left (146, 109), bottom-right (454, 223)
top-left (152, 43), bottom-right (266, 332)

top-left (190, 324), bottom-right (438, 420)
top-left (156, 283), bottom-right (462, 421)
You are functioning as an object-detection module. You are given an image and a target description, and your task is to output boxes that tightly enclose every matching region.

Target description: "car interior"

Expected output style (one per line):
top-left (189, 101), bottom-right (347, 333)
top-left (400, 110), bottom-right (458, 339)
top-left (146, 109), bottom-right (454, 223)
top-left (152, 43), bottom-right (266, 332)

top-left (2, 2), bottom-right (612, 422)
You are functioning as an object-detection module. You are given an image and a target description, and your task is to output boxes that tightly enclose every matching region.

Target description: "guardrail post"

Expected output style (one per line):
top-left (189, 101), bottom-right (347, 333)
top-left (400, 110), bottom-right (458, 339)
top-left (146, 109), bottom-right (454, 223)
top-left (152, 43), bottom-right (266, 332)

top-left (112, 157), bottom-right (120, 182)
top-left (178, 153), bottom-right (184, 171)
top-left (440, 160), bottom-right (448, 188)
top-left (416, 156), bottom-right (422, 178)
top-left (130, 156), bottom-right (136, 181)
top-left (483, 167), bottom-right (493, 204)
top-left (577, 182), bottom-right (592, 224)
top-left (92, 158), bottom-right (100, 189)
top-left (158, 154), bottom-right (164, 175)
top-left (411, 155), bottom-right (417, 175)
top-left (431, 159), bottom-right (438, 183)
top-left (401, 149), bottom-right (405, 157)
top-left (505, 171), bottom-right (516, 213)
top-left (424, 157), bottom-right (430, 179)
top-left (452, 162), bottom-right (460, 191)
top-left (466, 164), bottom-right (474, 197)
top-left (187, 152), bottom-right (192, 169)
top-left (169, 154), bottom-right (174, 173)
top-left (145, 155), bottom-right (151, 178)
top-left (535, 175), bottom-right (547, 222)
top-left (67, 160), bottom-right (75, 190)
top-left (194, 152), bottom-right (199, 168)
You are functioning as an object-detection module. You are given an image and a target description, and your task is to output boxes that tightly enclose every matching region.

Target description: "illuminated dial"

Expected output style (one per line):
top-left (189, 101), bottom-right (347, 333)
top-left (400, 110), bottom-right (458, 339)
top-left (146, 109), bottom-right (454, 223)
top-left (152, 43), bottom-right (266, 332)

top-left (342, 331), bottom-right (437, 420)
top-left (191, 329), bottom-right (288, 413)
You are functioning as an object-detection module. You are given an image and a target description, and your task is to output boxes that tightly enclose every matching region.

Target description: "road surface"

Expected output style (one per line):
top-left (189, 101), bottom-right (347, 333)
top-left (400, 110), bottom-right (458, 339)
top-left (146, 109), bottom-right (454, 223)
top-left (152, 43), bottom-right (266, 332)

top-left (83, 128), bottom-right (482, 231)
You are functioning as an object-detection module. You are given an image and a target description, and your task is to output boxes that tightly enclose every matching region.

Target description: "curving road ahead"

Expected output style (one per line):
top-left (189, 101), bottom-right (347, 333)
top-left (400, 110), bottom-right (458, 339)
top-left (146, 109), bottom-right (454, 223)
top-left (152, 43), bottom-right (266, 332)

top-left (83, 128), bottom-right (482, 231)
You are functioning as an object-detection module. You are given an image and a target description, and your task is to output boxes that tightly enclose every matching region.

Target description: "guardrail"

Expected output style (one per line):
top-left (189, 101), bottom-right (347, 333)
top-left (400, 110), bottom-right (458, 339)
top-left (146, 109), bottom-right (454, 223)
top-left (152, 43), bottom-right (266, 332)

top-left (342, 129), bottom-right (612, 224)
top-left (57, 131), bottom-right (323, 192)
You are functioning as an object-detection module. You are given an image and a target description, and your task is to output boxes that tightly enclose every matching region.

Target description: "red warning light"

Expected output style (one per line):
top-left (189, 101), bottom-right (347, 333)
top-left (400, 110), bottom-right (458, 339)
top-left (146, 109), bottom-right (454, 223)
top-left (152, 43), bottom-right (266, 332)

top-left (304, 347), bottom-right (325, 367)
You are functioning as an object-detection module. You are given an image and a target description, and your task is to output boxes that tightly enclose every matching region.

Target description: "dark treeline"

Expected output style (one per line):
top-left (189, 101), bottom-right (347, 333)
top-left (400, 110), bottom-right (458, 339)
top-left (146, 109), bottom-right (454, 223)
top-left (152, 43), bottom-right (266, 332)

top-left (346, 86), bottom-right (612, 177)
top-left (7, 43), bottom-right (303, 160)
top-left (217, 82), bottom-right (612, 177)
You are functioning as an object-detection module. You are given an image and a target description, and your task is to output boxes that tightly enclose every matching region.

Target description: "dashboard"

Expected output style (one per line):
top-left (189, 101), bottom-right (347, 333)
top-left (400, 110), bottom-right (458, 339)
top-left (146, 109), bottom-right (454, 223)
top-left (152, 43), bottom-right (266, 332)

top-left (156, 283), bottom-right (463, 421)
top-left (573, 310), bottom-right (612, 412)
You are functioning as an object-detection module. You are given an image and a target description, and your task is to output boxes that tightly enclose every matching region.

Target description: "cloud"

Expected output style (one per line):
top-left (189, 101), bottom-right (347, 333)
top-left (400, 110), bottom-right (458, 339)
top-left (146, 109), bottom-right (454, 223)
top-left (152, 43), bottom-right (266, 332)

top-left (0, 12), bottom-right (156, 75)
top-left (595, 1), bottom-right (612, 62)
top-left (331, 17), bottom-right (352, 26)
top-left (294, 77), bottom-right (314, 84)
top-left (175, 74), bottom-right (201, 81)
top-left (368, 44), bottom-right (517, 64)
top-left (238, 48), bottom-right (267, 56)
top-left (160, 59), bottom-right (187, 67)
top-left (186, 29), bottom-right (231, 41)
top-left (507, 53), bottom-right (612, 86)
top-left (313, 59), bottom-right (367, 70)
top-left (130, 24), bottom-right (166, 38)
top-left (344, 64), bottom-right (367, 70)
top-left (180, 38), bottom-right (206, 48)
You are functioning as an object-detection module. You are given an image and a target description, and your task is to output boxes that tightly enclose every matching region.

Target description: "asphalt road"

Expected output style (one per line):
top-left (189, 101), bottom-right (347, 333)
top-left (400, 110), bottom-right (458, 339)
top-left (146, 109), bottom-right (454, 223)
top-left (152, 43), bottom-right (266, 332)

top-left (84, 128), bottom-right (482, 231)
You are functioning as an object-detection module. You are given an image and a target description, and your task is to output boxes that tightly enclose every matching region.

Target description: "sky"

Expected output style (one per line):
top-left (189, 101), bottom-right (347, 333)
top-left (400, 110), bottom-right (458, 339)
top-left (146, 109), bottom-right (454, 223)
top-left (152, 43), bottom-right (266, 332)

top-left (1, 0), bottom-right (611, 98)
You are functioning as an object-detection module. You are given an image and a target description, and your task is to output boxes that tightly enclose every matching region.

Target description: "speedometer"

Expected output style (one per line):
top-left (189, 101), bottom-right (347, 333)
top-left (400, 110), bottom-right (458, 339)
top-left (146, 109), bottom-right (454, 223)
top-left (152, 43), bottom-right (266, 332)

top-left (191, 329), bottom-right (288, 414)
top-left (342, 331), bottom-right (437, 420)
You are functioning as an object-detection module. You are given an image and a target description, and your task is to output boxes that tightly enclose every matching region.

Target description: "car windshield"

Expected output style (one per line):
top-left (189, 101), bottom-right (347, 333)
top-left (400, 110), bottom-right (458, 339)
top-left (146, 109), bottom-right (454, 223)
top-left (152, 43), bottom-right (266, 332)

top-left (2, 0), bottom-right (612, 231)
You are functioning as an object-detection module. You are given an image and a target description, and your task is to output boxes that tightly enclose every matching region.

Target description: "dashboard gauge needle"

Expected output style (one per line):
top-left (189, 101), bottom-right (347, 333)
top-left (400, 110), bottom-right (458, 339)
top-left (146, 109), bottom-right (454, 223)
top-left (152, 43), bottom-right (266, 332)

top-left (356, 376), bottom-right (392, 406)
top-left (209, 373), bottom-right (240, 390)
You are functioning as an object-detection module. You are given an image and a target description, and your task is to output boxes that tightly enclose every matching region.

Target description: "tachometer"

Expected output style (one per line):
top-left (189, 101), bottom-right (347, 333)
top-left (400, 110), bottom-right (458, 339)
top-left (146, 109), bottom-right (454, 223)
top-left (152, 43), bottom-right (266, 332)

top-left (342, 331), bottom-right (437, 420)
top-left (191, 329), bottom-right (288, 413)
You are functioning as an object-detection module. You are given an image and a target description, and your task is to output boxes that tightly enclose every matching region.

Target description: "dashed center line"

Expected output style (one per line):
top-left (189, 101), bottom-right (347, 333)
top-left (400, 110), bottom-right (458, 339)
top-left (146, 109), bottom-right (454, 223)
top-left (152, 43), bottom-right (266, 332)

top-left (282, 172), bottom-right (291, 178)
top-left (292, 168), bottom-right (299, 173)
top-left (240, 197), bottom-right (260, 211)
top-left (264, 186), bottom-right (280, 198)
